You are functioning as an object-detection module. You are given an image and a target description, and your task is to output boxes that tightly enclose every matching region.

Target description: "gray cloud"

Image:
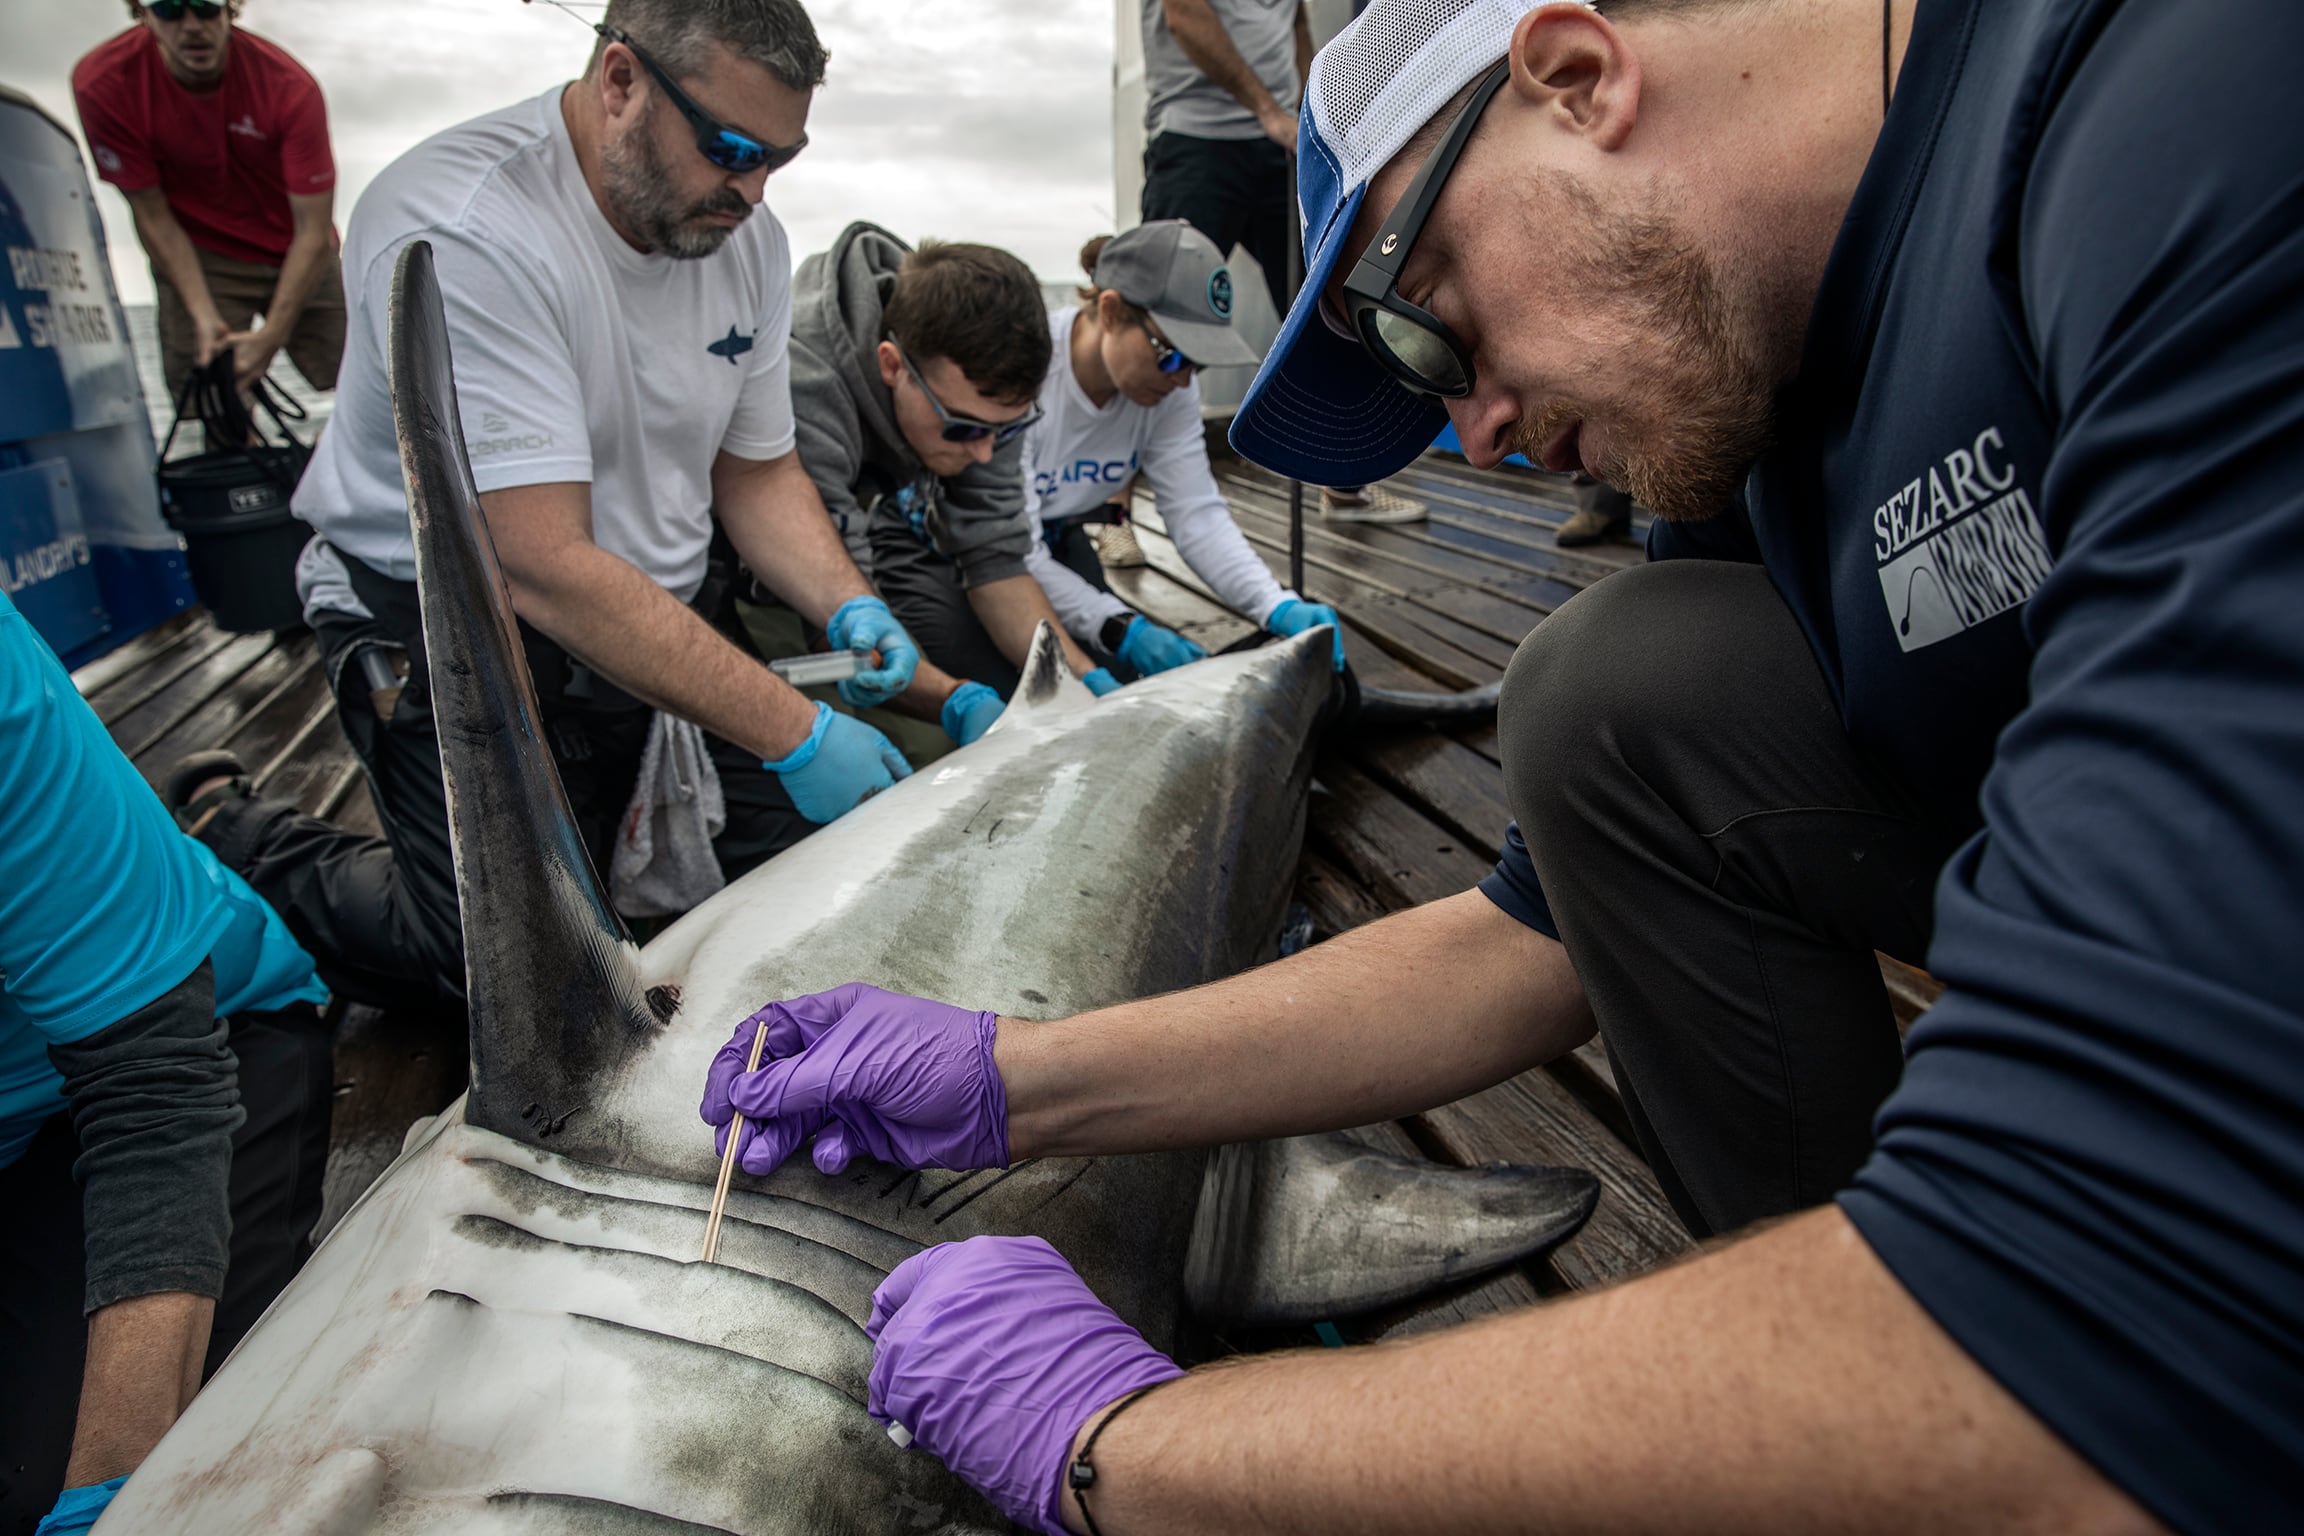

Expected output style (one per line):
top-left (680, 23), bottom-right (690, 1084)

top-left (0, 0), bottom-right (1121, 302)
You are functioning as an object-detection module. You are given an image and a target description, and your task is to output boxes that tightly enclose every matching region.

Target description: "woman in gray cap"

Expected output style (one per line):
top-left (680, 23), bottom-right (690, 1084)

top-left (1018, 219), bottom-right (1345, 679)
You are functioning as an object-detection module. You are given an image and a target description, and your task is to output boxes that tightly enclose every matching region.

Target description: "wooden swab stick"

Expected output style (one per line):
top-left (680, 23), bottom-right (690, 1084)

top-left (699, 1018), bottom-right (770, 1265)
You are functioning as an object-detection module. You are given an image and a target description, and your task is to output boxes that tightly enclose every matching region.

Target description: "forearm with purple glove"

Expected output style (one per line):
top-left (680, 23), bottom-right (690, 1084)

top-left (868, 1236), bottom-right (1184, 1535)
top-left (697, 983), bottom-right (1009, 1175)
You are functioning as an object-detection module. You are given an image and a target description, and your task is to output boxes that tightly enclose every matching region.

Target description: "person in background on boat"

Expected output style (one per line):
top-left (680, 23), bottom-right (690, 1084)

top-left (1556, 472), bottom-right (1632, 547)
top-left (704, 0), bottom-right (2302, 1530)
top-left (72, 0), bottom-right (345, 398)
top-left (792, 222), bottom-right (1112, 709)
top-left (1141, 0), bottom-right (1426, 528)
top-left (0, 589), bottom-right (331, 1536)
top-left (170, 0), bottom-right (919, 1010)
top-left (1018, 221), bottom-right (1342, 681)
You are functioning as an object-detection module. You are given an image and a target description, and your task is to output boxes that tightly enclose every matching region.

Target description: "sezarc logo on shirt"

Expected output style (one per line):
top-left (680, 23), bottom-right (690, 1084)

top-left (1871, 425), bottom-right (2052, 654)
top-left (1034, 453), bottom-right (1138, 503)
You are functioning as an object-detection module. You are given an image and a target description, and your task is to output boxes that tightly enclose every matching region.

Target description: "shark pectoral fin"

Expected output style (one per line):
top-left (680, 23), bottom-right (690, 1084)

top-left (1181, 1130), bottom-right (1600, 1328)
top-left (983, 622), bottom-right (1094, 736)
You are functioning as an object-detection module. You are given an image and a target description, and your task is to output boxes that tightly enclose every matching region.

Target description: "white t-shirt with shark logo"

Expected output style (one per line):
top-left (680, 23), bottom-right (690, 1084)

top-left (293, 87), bottom-right (796, 603)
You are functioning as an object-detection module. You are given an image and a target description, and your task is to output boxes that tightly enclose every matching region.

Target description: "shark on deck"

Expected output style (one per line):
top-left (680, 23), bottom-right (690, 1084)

top-left (94, 243), bottom-right (1596, 1535)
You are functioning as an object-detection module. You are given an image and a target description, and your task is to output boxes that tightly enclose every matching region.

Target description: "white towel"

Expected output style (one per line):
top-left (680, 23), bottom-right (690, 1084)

top-left (610, 711), bottom-right (727, 918)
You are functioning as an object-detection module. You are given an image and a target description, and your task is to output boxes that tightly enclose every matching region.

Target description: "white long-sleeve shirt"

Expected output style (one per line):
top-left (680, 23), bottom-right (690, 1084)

top-left (1021, 308), bottom-right (1295, 642)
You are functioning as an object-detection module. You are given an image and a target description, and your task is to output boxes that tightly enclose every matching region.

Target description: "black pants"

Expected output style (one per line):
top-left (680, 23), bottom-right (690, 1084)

top-left (0, 1004), bottom-right (331, 1532)
top-left (875, 517), bottom-right (1122, 698)
top-left (201, 556), bottom-right (809, 1010)
top-left (1141, 131), bottom-right (1294, 314)
top-left (1499, 561), bottom-right (1968, 1238)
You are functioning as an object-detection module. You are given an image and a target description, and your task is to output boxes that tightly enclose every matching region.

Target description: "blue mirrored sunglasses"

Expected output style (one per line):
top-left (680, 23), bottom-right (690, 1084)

top-left (600, 27), bottom-right (806, 175)
top-left (147, 1), bottom-right (225, 19)
top-left (1138, 317), bottom-right (1196, 375)
top-left (897, 347), bottom-right (1042, 445)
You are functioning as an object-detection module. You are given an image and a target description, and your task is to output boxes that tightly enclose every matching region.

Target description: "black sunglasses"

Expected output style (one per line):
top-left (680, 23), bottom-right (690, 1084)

top-left (1339, 56), bottom-right (1513, 399)
top-left (1138, 316), bottom-right (1196, 375)
top-left (896, 346), bottom-right (1041, 445)
top-left (146, 1), bottom-right (225, 20)
top-left (599, 26), bottom-right (806, 175)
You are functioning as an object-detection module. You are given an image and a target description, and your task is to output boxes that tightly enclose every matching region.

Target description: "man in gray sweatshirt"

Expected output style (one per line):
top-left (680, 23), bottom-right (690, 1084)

top-left (786, 224), bottom-right (1112, 713)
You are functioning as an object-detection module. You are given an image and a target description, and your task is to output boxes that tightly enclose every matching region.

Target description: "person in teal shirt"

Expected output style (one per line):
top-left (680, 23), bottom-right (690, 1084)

top-left (0, 589), bottom-right (332, 1535)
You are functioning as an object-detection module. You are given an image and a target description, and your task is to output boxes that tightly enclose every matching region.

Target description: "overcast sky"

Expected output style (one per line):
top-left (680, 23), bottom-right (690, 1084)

top-left (1, 0), bottom-right (1122, 306)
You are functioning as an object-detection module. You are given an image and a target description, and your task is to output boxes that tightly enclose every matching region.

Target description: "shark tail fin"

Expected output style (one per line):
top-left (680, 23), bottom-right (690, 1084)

top-left (1182, 1131), bottom-right (1599, 1328)
top-left (388, 240), bottom-right (662, 1150)
top-left (982, 620), bottom-right (1094, 736)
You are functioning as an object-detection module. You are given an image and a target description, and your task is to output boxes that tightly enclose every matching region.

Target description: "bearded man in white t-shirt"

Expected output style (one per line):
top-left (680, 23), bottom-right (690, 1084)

top-left (165, 0), bottom-right (921, 1010)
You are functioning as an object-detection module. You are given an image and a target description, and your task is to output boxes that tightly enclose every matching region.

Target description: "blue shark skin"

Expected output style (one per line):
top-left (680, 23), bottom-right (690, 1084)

top-left (93, 244), bottom-right (1593, 1535)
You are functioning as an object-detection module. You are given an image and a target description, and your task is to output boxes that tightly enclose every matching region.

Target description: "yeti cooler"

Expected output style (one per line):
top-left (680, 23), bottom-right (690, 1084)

top-left (156, 362), bottom-right (312, 633)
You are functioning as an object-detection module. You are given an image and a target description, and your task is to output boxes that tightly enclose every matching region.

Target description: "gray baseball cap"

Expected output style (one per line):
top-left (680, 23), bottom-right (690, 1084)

top-left (1092, 219), bottom-right (1264, 368)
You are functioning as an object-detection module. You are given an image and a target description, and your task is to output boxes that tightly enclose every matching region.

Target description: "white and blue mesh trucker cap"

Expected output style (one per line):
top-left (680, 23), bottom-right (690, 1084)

top-left (1229, 0), bottom-right (1571, 485)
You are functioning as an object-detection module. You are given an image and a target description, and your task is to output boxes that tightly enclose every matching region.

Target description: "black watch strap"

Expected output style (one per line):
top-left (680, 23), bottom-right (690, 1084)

top-left (1099, 611), bottom-right (1137, 653)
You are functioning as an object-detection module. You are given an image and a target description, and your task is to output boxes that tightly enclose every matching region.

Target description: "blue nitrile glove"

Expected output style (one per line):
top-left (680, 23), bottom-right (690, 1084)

top-left (766, 702), bottom-right (911, 824)
top-left (37, 1477), bottom-right (127, 1536)
top-left (940, 681), bottom-right (1004, 745)
top-left (826, 595), bottom-right (920, 709)
top-left (1081, 668), bottom-right (1121, 697)
top-left (868, 1237), bottom-right (1184, 1535)
top-left (1267, 597), bottom-right (1346, 672)
top-left (1115, 614), bottom-right (1206, 676)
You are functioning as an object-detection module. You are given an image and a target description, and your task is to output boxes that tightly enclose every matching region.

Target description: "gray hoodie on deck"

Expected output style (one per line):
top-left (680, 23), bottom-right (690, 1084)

top-left (787, 221), bottom-right (1034, 589)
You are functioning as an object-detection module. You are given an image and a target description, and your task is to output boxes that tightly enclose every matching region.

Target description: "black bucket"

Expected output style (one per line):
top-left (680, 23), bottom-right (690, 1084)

top-left (156, 358), bottom-right (313, 633)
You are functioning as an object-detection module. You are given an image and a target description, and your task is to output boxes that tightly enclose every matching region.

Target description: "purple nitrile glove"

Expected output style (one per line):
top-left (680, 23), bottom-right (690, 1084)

top-left (868, 1236), bottom-right (1184, 1536)
top-left (697, 983), bottom-right (1008, 1176)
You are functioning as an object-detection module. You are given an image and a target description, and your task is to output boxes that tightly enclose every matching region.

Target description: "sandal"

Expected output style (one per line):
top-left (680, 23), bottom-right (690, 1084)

top-left (164, 749), bottom-right (251, 836)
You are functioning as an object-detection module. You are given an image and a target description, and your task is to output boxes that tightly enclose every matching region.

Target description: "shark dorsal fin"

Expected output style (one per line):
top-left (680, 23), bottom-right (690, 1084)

top-left (982, 621), bottom-right (1093, 736)
top-left (387, 240), bottom-right (659, 1150)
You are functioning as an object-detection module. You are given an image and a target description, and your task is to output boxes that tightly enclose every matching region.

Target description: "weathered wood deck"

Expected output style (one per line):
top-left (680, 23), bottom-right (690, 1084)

top-left (70, 446), bottom-right (1938, 1343)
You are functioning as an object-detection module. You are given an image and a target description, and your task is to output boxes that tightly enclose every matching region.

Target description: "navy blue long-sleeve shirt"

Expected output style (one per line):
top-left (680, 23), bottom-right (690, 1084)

top-left (1481, 0), bottom-right (2304, 1524)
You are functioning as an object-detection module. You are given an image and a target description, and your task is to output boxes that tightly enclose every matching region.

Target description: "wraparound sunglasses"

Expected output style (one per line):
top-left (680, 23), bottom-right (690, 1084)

top-left (525, 0), bottom-right (807, 176)
top-left (896, 346), bottom-right (1042, 445)
top-left (1337, 56), bottom-right (1513, 399)
top-left (602, 25), bottom-right (806, 176)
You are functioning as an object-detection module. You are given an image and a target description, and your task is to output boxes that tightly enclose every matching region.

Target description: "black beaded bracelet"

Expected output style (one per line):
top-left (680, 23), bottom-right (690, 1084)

top-left (1066, 1378), bottom-right (1177, 1536)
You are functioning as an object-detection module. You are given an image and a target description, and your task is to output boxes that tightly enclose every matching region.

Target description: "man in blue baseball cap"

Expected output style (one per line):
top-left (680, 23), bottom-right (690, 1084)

top-left (680, 0), bottom-right (2301, 1529)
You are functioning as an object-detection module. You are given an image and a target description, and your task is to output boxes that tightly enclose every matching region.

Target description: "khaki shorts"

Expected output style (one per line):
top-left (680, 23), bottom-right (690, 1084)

top-left (153, 243), bottom-right (348, 402)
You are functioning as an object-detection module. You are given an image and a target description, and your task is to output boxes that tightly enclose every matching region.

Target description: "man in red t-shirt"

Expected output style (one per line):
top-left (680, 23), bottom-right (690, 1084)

top-left (72, 0), bottom-right (346, 398)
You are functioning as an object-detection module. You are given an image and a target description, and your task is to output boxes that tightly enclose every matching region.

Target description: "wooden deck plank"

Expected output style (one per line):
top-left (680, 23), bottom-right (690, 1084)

top-left (1234, 459), bottom-right (1632, 592)
top-left (1219, 470), bottom-right (1587, 613)
top-left (1346, 730), bottom-right (1514, 864)
top-left (1129, 511), bottom-right (1514, 688)
top-left (72, 610), bottom-right (201, 701)
top-left (1219, 491), bottom-right (1568, 641)
top-left (126, 634), bottom-right (319, 772)
top-left (1296, 848), bottom-right (1390, 941)
top-left (314, 1000), bottom-right (467, 1241)
top-left (1309, 758), bottom-right (1494, 911)
top-left (1120, 517), bottom-right (1476, 688)
top-left (94, 626), bottom-right (264, 730)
